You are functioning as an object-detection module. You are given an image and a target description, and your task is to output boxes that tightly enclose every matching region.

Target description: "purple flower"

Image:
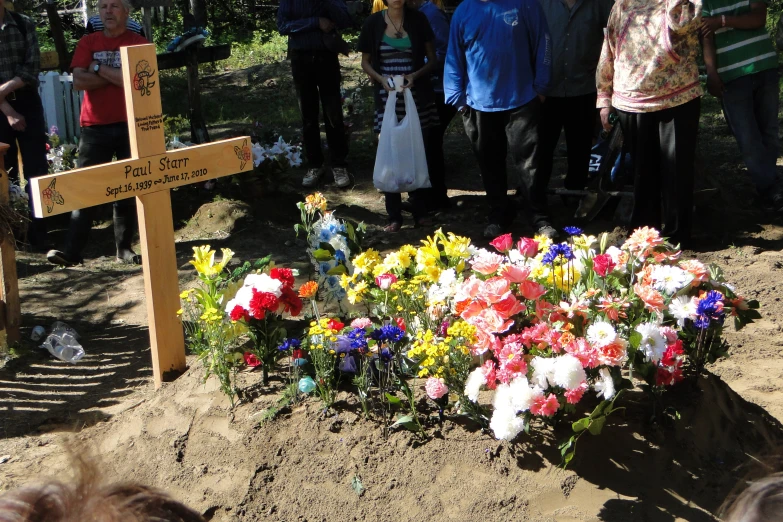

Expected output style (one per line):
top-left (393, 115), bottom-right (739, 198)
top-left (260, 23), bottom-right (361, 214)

top-left (370, 325), bottom-right (404, 343)
top-left (541, 243), bottom-right (574, 264)
top-left (563, 226), bottom-right (583, 236)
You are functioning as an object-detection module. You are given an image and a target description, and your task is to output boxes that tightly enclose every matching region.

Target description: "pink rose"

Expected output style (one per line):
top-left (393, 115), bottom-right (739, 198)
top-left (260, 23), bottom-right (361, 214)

top-left (518, 280), bottom-right (546, 300)
top-left (493, 293), bottom-right (526, 320)
top-left (476, 309), bottom-right (514, 334)
top-left (425, 377), bottom-right (449, 400)
top-left (489, 233), bottom-right (514, 253)
top-left (471, 250), bottom-right (504, 275)
top-left (592, 254), bottom-right (616, 277)
top-left (375, 273), bottom-right (397, 290)
top-left (517, 237), bottom-right (539, 258)
top-left (350, 317), bottom-right (373, 329)
top-left (530, 393), bottom-right (560, 417)
top-left (499, 264), bottom-right (531, 283)
top-left (478, 277), bottom-right (511, 304)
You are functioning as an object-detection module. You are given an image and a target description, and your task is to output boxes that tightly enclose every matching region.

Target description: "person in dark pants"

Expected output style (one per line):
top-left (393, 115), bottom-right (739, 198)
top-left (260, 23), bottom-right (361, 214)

top-left (535, 0), bottom-right (612, 224)
top-left (444, 0), bottom-right (552, 239)
top-left (358, 0), bottom-right (438, 232)
top-left (597, 0), bottom-right (702, 246)
top-left (409, 0), bottom-right (453, 212)
top-left (46, 0), bottom-right (148, 267)
top-left (701, 0), bottom-right (782, 211)
top-left (0, 0), bottom-right (49, 250)
top-left (278, 0), bottom-right (353, 189)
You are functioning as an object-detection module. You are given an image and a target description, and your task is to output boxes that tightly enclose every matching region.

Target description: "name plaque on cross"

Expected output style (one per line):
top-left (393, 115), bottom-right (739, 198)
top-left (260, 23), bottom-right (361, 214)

top-left (29, 44), bottom-right (255, 388)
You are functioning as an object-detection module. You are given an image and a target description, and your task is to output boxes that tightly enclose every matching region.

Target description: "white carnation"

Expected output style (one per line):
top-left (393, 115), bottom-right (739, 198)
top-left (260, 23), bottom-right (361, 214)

top-left (465, 367), bottom-right (485, 403)
top-left (224, 285), bottom-right (254, 313)
top-left (595, 367), bottom-right (615, 400)
top-left (635, 322), bottom-right (667, 363)
top-left (530, 357), bottom-right (556, 389)
top-left (586, 321), bottom-right (617, 348)
top-left (489, 407), bottom-right (527, 441)
top-left (508, 377), bottom-right (541, 412)
top-left (668, 295), bottom-right (697, 327)
top-left (552, 355), bottom-right (587, 391)
top-left (244, 273), bottom-right (283, 297)
top-left (650, 265), bottom-right (693, 294)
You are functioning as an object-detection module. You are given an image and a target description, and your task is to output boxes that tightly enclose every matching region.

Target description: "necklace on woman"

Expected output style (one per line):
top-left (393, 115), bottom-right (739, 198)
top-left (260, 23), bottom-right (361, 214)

top-left (386, 11), bottom-right (404, 38)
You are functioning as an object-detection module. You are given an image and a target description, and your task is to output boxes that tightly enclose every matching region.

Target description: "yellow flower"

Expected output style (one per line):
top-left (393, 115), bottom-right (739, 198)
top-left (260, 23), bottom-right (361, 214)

top-left (304, 192), bottom-right (328, 214)
top-left (440, 230), bottom-right (472, 260)
top-left (347, 280), bottom-right (368, 304)
top-left (340, 272), bottom-right (358, 290)
top-left (399, 244), bottom-right (417, 259)
top-left (352, 249), bottom-right (381, 275)
top-left (179, 289), bottom-right (192, 299)
top-left (176, 308), bottom-right (183, 316)
top-left (548, 264), bottom-right (581, 291)
top-left (534, 235), bottom-right (553, 252)
top-left (189, 245), bottom-right (234, 278)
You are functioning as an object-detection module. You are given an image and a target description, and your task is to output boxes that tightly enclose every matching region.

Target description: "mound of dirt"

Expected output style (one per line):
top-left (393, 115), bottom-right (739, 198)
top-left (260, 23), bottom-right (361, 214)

top-left (2, 354), bottom-right (780, 522)
top-left (176, 200), bottom-right (252, 242)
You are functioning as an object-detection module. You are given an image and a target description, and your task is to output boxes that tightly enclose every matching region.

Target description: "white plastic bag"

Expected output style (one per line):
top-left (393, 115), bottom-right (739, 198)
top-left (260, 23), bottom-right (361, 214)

top-left (373, 88), bottom-right (431, 193)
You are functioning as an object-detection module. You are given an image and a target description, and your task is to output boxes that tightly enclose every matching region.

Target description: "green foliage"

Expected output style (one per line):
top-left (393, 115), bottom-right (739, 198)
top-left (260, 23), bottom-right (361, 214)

top-left (560, 390), bottom-right (626, 468)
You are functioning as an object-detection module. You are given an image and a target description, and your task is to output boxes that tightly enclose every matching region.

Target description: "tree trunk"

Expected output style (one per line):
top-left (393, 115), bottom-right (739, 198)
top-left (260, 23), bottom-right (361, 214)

top-left (189, 0), bottom-right (207, 27)
top-left (44, 0), bottom-right (69, 72)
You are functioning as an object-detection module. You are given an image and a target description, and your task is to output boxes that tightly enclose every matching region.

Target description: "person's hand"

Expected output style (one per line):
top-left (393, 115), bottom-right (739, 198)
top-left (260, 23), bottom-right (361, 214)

top-left (600, 107), bottom-right (615, 132)
top-left (319, 17), bottom-right (335, 33)
top-left (706, 73), bottom-right (725, 98)
top-left (458, 105), bottom-right (468, 115)
top-left (402, 74), bottom-right (415, 90)
top-left (700, 17), bottom-right (722, 37)
top-left (89, 59), bottom-right (100, 72)
top-left (382, 76), bottom-right (395, 92)
top-left (7, 111), bottom-right (26, 132)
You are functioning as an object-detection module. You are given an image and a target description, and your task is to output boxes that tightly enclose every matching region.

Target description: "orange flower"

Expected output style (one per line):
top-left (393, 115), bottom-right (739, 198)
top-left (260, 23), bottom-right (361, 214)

top-left (679, 259), bottom-right (709, 287)
top-left (634, 283), bottom-right (665, 313)
top-left (623, 227), bottom-right (663, 255)
top-left (298, 281), bottom-right (318, 299)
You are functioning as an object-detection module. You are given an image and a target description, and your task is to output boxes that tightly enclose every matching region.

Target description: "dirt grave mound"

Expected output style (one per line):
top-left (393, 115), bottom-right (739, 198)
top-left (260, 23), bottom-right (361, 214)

top-left (2, 352), bottom-right (780, 522)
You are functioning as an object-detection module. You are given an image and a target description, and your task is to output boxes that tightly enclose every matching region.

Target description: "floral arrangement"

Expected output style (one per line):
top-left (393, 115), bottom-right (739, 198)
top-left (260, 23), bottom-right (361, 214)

top-left (295, 193), bottom-right (365, 306)
top-left (303, 226), bottom-right (758, 456)
top-left (251, 136), bottom-right (302, 171)
top-left (46, 126), bottom-right (77, 174)
top-left (180, 245), bottom-right (303, 402)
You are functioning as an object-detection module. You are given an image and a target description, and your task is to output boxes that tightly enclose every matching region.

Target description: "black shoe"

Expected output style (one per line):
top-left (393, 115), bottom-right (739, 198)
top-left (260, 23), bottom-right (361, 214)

top-left (771, 192), bottom-right (783, 213)
top-left (46, 250), bottom-right (81, 267)
top-left (117, 249), bottom-right (142, 265)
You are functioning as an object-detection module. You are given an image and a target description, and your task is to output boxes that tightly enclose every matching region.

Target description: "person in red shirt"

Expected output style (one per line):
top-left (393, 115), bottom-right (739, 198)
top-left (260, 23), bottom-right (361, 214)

top-left (46, 0), bottom-right (147, 267)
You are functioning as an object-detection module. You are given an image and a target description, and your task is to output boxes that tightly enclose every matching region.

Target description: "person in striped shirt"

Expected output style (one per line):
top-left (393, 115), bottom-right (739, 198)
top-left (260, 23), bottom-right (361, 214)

top-left (701, 0), bottom-right (782, 210)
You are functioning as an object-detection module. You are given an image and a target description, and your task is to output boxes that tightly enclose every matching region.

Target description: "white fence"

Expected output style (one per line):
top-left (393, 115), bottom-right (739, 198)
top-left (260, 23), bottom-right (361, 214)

top-left (37, 71), bottom-right (83, 143)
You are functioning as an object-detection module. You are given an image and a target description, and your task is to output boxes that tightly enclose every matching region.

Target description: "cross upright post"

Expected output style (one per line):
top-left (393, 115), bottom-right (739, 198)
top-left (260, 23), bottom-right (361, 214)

top-left (29, 44), bottom-right (254, 387)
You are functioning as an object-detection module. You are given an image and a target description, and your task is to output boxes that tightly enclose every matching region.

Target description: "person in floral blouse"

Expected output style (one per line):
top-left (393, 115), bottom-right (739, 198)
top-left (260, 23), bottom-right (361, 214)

top-left (596, 0), bottom-right (702, 247)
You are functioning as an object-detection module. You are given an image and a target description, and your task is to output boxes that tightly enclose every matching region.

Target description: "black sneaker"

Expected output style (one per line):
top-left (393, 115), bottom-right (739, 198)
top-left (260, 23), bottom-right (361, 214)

top-left (46, 250), bottom-right (81, 267)
top-left (117, 249), bottom-right (142, 265)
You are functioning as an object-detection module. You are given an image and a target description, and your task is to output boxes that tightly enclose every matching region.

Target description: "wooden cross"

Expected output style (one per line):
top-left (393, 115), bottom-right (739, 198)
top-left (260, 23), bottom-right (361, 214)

top-left (28, 44), bottom-right (253, 388)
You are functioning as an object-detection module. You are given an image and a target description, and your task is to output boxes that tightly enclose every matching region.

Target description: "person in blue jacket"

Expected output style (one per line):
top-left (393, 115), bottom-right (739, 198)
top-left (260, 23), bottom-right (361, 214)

top-left (277, 0), bottom-right (353, 189)
top-left (444, 0), bottom-right (553, 239)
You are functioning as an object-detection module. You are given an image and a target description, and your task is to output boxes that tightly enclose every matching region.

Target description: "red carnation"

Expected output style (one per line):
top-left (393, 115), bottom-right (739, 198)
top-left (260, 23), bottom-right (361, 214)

top-left (292, 348), bottom-right (304, 360)
top-left (395, 317), bottom-right (407, 332)
top-left (489, 233), bottom-right (513, 254)
top-left (270, 267), bottom-right (295, 288)
top-left (661, 340), bottom-right (684, 367)
top-left (327, 318), bottom-right (345, 331)
top-left (229, 305), bottom-right (249, 322)
top-left (280, 286), bottom-right (303, 317)
top-left (244, 352), bottom-right (262, 367)
top-left (656, 366), bottom-right (684, 386)
top-left (592, 254), bottom-right (616, 277)
top-left (249, 289), bottom-right (279, 319)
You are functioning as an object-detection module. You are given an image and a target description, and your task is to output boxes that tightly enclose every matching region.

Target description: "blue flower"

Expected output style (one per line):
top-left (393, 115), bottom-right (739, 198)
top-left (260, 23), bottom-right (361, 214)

top-left (347, 328), bottom-right (369, 351)
top-left (339, 354), bottom-right (357, 373)
top-left (335, 250), bottom-right (346, 263)
top-left (319, 260), bottom-right (336, 275)
top-left (278, 338), bottom-right (301, 351)
top-left (370, 325), bottom-right (404, 343)
top-left (563, 226), bottom-right (583, 236)
top-left (379, 347), bottom-right (394, 361)
top-left (334, 335), bottom-right (353, 354)
top-left (541, 243), bottom-right (575, 264)
top-left (318, 228), bottom-right (334, 243)
top-left (695, 290), bottom-right (725, 330)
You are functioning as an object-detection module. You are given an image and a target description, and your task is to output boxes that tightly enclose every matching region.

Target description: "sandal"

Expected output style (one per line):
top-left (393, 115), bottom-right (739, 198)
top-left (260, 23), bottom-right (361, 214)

top-left (383, 222), bottom-right (402, 233)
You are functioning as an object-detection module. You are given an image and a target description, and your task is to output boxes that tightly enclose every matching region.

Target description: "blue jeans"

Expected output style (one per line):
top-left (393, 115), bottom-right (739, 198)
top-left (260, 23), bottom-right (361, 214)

top-left (722, 68), bottom-right (781, 194)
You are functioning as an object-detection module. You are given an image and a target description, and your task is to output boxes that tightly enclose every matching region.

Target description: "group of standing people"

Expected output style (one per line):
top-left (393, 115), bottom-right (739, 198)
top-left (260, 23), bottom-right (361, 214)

top-left (279, 0), bottom-right (781, 244)
top-left (0, 0), bottom-right (147, 266)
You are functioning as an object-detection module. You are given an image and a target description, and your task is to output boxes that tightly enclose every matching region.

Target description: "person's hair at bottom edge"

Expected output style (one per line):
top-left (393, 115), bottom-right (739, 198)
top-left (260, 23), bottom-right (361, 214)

top-left (723, 472), bottom-right (783, 522)
top-left (0, 452), bottom-right (204, 522)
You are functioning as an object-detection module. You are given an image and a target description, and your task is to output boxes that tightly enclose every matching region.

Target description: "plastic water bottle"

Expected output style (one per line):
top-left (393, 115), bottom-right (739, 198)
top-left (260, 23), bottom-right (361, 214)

top-left (41, 322), bottom-right (84, 363)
